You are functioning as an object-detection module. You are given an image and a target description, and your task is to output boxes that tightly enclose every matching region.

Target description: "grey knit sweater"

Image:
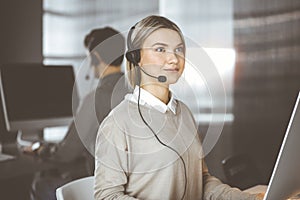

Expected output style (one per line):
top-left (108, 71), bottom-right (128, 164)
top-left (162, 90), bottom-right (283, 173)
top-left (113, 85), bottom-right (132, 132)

top-left (94, 97), bottom-right (260, 200)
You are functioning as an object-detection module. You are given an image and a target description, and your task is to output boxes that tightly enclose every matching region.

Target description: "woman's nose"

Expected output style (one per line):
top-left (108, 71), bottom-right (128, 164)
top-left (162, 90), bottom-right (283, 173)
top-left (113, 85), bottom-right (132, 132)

top-left (166, 51), bottom-right (179, 64)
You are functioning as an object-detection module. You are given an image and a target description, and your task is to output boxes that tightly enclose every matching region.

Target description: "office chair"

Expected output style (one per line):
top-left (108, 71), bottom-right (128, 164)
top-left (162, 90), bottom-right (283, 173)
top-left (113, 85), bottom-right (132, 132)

top-left (56, 176), bottom-right (94, 200)
top-left (222, 153), bottom-right (263, 190)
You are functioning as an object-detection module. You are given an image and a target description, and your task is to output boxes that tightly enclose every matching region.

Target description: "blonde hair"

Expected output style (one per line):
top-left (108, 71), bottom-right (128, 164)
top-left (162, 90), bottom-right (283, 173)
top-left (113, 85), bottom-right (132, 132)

top-left (126, 15), bottom-right (185, 87)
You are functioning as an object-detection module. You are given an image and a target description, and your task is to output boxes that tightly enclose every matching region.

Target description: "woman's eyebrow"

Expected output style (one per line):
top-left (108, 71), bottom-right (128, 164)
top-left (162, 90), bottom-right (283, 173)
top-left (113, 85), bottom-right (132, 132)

top-left (151, 42), bottom-right (168, 47)
top-left (151, 42), bottom-right (184, 47)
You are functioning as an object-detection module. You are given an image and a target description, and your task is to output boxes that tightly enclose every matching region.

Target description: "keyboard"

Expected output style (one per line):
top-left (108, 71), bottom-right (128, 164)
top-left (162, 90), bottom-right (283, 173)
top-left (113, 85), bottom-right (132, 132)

top-left (0, 153), bottom-right (15, 162)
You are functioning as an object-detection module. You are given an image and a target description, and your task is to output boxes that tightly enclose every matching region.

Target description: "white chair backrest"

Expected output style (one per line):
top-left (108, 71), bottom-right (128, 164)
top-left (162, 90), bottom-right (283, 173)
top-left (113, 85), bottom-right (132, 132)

top-left (56, 176), bottom-right (94, 200)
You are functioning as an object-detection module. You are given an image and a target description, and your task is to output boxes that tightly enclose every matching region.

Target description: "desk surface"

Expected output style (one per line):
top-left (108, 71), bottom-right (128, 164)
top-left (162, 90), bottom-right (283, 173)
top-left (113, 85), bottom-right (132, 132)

top-left (0, 143), bottom-right (56, 180)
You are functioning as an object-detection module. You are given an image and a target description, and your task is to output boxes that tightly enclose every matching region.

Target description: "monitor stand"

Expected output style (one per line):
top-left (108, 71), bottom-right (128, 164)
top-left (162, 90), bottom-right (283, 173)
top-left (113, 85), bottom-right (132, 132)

top-left (0, 129), bottom-right (44, 162)
top-left (16, 129), bottom-right (44, 147)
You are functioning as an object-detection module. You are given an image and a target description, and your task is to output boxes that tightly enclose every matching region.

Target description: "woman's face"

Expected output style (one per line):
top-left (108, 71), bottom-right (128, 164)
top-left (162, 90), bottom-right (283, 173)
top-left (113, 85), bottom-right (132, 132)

top-left (139, 28), bottom-right (185, 86)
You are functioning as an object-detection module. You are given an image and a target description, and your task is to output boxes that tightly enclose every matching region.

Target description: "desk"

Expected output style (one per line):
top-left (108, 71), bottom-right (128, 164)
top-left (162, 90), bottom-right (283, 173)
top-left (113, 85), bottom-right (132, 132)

top-left (0, 143), bottom-right (56, 180)
top-left (0, 142), bottom-right (91, 200)
top-left (0, 143), bottom-right (58, 199)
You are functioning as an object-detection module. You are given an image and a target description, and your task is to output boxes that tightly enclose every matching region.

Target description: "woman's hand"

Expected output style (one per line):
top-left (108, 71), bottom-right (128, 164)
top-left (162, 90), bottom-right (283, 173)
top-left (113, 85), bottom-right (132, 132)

top-left (255, 193), bottom-right (265, 200)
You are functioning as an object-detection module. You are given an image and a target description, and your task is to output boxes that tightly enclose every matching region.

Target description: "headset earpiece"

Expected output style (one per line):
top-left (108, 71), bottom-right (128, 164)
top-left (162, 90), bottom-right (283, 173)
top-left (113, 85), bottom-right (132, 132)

top-left (126, 26), bottom-right (141, 66)
top-left (125, 50), bottom-right (140, 66)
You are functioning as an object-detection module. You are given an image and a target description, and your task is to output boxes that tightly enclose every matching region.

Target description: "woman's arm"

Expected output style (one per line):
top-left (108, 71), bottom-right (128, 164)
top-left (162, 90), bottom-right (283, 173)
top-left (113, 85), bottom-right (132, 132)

top-left (202, 161), bottom-right (263, 200)
top-left (94, 116), bottom-right (139, 200)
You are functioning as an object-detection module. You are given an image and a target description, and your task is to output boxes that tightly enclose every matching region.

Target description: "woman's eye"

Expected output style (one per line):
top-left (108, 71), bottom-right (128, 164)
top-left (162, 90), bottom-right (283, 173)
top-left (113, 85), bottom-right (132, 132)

top-left (155, 47), bottom-right (165, 52)
top-left (175, 47), bottom-right (184, 53)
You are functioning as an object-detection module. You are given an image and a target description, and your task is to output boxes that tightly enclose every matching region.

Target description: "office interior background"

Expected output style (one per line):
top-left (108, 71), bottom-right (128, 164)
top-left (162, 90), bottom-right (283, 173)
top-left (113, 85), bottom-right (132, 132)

top-left (0, 0), bottom-right (299, 199)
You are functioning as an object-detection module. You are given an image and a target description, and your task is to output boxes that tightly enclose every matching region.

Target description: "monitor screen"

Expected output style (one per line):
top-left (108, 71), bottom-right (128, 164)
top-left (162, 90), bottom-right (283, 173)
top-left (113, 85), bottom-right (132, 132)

top-left (264, 92), bottom-right (300, 199)
top-left (0, 63), bottom-right (78, 132)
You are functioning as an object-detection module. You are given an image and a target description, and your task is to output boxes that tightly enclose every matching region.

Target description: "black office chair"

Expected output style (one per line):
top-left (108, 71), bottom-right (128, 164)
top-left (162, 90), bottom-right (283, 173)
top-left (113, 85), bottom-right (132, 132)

top-left (221, 153), bottom-right (263, 190)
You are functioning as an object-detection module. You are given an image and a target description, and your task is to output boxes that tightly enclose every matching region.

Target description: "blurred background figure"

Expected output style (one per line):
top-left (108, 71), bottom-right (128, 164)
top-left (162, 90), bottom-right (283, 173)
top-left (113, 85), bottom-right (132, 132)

top-left (27, 27), bottom-right (127, 200)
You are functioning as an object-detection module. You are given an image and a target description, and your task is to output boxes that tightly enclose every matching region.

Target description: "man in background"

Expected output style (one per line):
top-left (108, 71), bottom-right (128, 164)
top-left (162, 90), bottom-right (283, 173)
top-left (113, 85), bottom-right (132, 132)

top-left (27, 27), bottom-right (127, 200)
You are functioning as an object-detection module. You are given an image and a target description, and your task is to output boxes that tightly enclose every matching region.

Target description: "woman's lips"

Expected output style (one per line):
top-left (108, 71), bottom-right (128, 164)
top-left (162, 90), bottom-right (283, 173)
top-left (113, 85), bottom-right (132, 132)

top-left (164, 68), bottom-right (179, 72)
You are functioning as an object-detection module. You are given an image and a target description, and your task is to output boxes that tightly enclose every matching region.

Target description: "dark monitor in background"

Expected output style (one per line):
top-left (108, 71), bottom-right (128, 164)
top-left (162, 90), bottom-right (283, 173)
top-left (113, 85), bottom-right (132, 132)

top-left (0, 64), bottom-right (79, 141)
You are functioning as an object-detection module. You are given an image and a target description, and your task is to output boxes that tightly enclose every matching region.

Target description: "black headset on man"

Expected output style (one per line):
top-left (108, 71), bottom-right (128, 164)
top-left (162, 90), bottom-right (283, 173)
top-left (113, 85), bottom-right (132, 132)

top-left (125, 26), bottom-right (187, 200)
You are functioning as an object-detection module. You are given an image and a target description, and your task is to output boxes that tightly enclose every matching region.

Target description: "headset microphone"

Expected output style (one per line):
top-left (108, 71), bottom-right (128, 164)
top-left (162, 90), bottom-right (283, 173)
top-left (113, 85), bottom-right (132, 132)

top-left (158, 76), bottom-right (167, 83)
top-left (138, 66), bottom-right (167, 83)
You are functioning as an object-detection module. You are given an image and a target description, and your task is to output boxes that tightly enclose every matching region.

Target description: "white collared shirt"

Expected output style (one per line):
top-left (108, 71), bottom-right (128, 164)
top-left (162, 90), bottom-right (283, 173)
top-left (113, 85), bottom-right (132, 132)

top-left (125, 86), bottom-right (177, 114)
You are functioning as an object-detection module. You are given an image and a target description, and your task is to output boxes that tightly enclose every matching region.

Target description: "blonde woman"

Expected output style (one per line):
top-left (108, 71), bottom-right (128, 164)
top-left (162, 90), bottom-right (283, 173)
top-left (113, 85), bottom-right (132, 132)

top-left (94, 15), bottom-right (264, 200)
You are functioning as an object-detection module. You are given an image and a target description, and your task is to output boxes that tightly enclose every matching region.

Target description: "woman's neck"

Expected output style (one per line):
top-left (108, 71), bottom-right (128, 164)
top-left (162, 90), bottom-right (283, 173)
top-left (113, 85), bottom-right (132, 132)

top-left (141, 84), bottom-right (170, 104)
top-left (100, 65), bottom-right (121, 78)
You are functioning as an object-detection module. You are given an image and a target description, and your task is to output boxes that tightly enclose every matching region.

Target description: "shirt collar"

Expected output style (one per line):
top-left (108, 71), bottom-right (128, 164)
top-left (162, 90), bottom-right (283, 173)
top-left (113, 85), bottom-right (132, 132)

top-left (125, 86), bottom-right (177, 114)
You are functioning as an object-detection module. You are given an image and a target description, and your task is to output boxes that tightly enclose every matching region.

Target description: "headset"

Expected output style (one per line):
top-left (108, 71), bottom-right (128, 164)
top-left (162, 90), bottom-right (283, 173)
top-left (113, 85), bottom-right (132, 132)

top-left (125, 26), bottom-right (140, 67)
top-left (125, 26), bottom-right (142, 86)
top-left (88, 34), bottom-right (100, 68)
top-left (126, 26), bottom-right (187, 200)
top-left (91, 53), bottom-right (100, 67)
top-left (85, 52), bottom-right (100, 80)
top-left (125, 26), bottom-right (167, 84)
top-left (85, 35), bottom-right (101, 80)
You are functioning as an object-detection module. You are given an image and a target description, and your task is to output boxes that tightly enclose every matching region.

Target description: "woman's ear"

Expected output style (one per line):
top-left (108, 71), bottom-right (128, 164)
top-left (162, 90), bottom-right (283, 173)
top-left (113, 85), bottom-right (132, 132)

top-left (138, 50), bottom-right (143, 67)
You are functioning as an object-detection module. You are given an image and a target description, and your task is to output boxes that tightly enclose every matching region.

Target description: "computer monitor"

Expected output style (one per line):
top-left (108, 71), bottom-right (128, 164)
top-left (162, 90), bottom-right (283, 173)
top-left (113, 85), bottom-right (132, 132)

top-left (264, 92), bottom-right (300, 200)
top-left (0, 63), bottom-right (79, 134)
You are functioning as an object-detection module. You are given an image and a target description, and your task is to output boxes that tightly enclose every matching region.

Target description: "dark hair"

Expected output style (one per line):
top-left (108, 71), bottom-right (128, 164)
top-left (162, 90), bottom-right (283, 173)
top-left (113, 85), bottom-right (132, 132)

top-left (84, 27), bottom-right (125, 67)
